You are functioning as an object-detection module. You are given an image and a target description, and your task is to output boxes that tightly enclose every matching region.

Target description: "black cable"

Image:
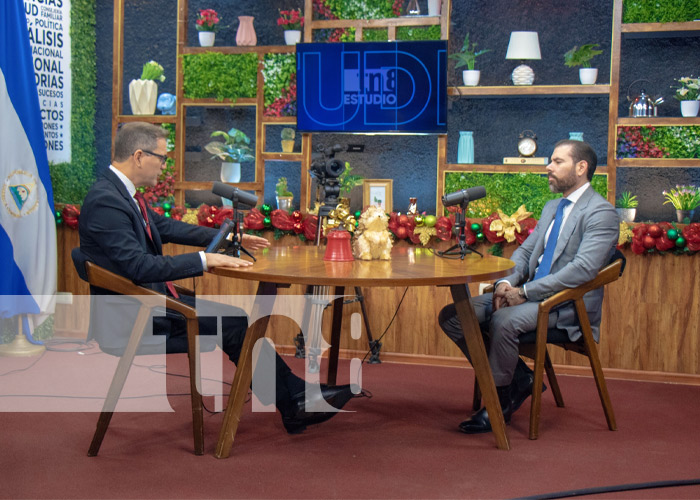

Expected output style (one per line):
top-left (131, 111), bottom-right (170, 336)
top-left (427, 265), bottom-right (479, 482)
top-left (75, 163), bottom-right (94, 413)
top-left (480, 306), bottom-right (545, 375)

top-left (512, 478), bottom-right (700, 500)
top-left (357, 287), bottom-right (408, 370)
top-left (43, 338), bottom-right (95, 352)
top-left (0, 350), bottom-right (46, 376)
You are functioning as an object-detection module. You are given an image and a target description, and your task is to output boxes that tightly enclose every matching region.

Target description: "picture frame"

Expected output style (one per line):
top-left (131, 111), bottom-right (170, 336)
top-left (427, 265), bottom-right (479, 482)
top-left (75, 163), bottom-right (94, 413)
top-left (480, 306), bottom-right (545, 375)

top-left (362, 179), bottom-right (393, 213)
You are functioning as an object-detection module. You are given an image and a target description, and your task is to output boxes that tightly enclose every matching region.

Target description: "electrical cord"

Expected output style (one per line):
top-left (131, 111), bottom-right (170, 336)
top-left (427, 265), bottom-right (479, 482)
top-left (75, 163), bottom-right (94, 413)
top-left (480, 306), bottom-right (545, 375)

top-left (512, 478), bottom-right (700, 500)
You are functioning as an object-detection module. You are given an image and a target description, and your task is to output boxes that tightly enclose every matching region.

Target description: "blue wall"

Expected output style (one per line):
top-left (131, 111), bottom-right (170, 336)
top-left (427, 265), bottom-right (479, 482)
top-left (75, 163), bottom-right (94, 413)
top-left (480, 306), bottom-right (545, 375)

top-left (94, 0), bottom-right (700, 221)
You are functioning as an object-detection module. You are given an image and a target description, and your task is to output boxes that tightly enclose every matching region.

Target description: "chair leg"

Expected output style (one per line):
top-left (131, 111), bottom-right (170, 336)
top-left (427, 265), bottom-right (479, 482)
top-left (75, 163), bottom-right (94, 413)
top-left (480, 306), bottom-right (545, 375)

top-left (88, 306), bottom-right (150, 457)
top-left (186, 318), bottom-right (204, 455)
top-left (528, 312), bottom-right (550, 440)
top-left (575, 300), bottom-right (617, 431)
top-left (544, 350), bottom-right (565, 408)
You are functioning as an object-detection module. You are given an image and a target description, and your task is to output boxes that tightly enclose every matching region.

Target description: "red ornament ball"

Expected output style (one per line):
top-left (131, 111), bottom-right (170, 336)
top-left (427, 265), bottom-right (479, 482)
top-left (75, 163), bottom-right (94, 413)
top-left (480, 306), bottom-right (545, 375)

top-left (292, 210), bottom-right (302, 223)
top-left (642, 235), bottom-right (656, 249)
top-left (293, 222), bottom-right (303, 234)
top-left (395, 226), bottom-right (408, 239)
top-left (647, 224), bottom-right (662, 238)
top-left (398, 214), bottom-right (409, 226)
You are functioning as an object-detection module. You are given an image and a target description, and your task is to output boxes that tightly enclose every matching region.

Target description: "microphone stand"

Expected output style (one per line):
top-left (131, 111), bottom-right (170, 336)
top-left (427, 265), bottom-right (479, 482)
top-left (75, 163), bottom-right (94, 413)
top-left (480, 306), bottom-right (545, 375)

top-left (219, 207), bottom-right (256, 261)
top-left (438, 202), bottom-right (483, 260)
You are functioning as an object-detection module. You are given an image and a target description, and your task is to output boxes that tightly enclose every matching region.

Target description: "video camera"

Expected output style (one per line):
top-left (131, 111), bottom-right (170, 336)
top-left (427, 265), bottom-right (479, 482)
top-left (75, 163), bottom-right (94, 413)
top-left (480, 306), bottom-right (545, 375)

top-left (310, 144), bottom-right (345, 211)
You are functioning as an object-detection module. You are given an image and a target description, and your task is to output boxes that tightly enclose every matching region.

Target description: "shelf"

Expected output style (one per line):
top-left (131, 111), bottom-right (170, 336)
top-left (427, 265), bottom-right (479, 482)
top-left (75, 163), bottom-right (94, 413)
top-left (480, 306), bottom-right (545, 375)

top-left (443, 164), bottom-right (610, 175)
top-left (261, 116), bottom-right (297, 125)
top-left (180, 98), bottom-right (257, 107)
top-left (176, 180), bottom-right (263, 191)
top-left (447, 85), bottom-right (610, 98)
top-left (616, 158), bottom-right (700, 168)
top-left (261, 152), bottom-right (303, 161)
top-left (617, 117), bottom-right (700, 126)
top-left (310, 17), bottom-right (441, 29)
top-left (116, 114), bottom-right (176, 123)
top-left (621, 21), bottom-right (700, 38)
top-left (181, 45), bottom-right (296, 55)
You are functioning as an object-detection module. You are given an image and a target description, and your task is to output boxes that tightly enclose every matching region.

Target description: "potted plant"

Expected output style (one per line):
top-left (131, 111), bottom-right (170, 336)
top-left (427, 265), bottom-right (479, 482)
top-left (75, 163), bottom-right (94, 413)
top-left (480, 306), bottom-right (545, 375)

top-left (128, 60), bottom-right (165, 115)
top-left (338, 162), bottom-right (363, 200)
top-left (275, 177), bottom-right (294, 211)
top-left (448, 33), bottom-right (491, 87)
top-left (663, 184), bottom-right (700, 223)
top-left (281, 127), bottom-right (295, 153)
top-left (204, 127), bottom-right (255, 185)
top-left (672, 76), bottom-right (700, 117)
top-left (278, 8), bottom-right (304, 45)
top-left (564, 43), bottom-right (603, 85)
top-left (615, 191), bottom-right (638, 223)
top-left (195, 9), bottom-right (220, 47)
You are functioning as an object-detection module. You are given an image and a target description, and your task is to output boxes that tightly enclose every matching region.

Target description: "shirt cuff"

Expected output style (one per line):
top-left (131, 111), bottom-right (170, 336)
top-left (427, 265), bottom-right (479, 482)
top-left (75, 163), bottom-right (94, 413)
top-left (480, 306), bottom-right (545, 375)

top-left (199, 251), bottom-right (208, 271)
top-left (521, 283), bottom-right (528, 298)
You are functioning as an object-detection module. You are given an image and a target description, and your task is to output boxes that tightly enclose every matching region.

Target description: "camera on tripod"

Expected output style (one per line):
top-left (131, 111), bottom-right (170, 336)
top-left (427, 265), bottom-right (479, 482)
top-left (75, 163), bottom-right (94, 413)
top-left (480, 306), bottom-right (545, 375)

top-left (310, 144), bottom-right (345, 209)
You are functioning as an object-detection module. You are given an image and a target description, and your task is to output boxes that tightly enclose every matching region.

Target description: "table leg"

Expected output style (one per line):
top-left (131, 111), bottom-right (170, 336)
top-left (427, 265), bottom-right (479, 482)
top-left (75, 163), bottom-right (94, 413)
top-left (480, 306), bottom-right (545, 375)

top-left (449, 284), bottom-right (510, 451)
top-left (215, 281), bottom-right (277, 459)
top-left (326, 285), bottom-right (345, 386)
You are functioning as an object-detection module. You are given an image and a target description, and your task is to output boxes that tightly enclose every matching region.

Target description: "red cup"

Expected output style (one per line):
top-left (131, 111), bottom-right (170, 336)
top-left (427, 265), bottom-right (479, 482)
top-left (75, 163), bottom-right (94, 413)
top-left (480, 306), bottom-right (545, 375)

top-left (323, 229), bottom-right (354, 261)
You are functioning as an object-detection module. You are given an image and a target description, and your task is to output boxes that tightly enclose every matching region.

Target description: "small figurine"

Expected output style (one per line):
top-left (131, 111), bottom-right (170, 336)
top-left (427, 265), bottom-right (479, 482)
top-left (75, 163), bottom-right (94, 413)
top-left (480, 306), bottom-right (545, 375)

top-left (408, 197), bottom-right (418, 215)
top-left (353, 205), bottom-right (393, 261)
top-left (156, 93), bottom-right (176, 115)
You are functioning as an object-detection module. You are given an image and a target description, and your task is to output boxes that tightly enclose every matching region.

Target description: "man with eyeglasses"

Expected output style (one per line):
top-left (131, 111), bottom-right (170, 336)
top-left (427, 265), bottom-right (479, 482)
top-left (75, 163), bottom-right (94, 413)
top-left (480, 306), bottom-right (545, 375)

top-left (78, 122), bottom-right (356, 434)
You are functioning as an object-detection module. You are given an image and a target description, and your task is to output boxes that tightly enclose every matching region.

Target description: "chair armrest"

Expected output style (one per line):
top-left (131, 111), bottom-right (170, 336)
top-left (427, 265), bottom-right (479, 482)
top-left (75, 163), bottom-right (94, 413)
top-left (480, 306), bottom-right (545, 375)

top-left (85, 262), bottom-right (197, 320)
top-left (538, 259), bottom-right (623, 315)
top-left (173, 283), bottom-right (195, 297)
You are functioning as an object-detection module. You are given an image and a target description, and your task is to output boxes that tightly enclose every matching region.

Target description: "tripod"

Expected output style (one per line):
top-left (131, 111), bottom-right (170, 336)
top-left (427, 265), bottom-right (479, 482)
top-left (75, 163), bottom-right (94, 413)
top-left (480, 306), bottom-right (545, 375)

top-left (205, 206), bottom-right (256, 260)
top-left (438, 203), bottom-right (483, 260)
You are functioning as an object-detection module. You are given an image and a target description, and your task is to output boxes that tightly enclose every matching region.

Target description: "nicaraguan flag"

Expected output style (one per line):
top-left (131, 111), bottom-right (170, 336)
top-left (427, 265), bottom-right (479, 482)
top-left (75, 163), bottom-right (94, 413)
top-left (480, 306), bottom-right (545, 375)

top-left (0, 0), bottom-right (57, 340)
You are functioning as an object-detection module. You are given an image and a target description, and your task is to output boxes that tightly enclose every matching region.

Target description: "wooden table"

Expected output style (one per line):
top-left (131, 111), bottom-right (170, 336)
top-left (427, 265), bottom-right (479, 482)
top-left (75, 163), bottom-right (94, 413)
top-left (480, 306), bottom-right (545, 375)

top-left (212, 245), bottom-right (514, 457)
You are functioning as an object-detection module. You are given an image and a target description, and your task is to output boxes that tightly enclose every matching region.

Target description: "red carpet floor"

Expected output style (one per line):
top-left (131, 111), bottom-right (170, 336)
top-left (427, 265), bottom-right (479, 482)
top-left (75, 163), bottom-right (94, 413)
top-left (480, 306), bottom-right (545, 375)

top-left (1, 349), bottom-right (700, 499)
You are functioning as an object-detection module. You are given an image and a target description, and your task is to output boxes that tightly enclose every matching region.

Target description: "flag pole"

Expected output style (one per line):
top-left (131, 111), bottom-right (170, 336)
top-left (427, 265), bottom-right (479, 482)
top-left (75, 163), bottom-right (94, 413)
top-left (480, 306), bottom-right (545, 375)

top-left (0, 314), bottom-right (45, 357)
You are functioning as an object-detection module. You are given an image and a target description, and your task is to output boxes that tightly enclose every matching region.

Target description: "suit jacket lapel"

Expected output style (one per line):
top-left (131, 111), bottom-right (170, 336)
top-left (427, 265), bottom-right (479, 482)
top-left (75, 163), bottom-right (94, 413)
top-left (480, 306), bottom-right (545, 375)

top-left (552, 186), bottom-right (594, 263)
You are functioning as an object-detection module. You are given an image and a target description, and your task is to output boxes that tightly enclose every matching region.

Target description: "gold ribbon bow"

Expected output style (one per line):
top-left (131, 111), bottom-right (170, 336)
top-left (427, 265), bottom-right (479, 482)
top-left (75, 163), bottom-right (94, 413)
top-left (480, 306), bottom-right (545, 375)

top-left (413, 226), bottom-right (436, 246)
top-left (322, 202), bottom-right (356, 235)
top-left (489, 205), bottom-right (533, 243)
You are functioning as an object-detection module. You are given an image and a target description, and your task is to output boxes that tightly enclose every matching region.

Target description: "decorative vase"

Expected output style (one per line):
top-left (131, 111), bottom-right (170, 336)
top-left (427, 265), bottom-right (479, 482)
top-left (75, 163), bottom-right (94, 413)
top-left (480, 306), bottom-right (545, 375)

top-left (462, 70), bottom-right (480, 86)
top-left (579, 68), bottom-right (598, 85)
top-left (128, 79), bottom-right (158, 115)
top-left (676, 209), bottom-right (695, 223)
top-left (680, 100), bottom-right (700, 117)
top-left (284, 30), bottom-right (301, 45)
top-left (427, 0), bottom-right (441, 16)
top-left (281, 140), bottom-right (294, 153)
top-left (198, 31), bottom-right (215, 47)
top-left (276, 196), bottom-right (293, 211)
top-left (616, 208), bottom-right (636, 223)
top-left (569, 132), bottom-right (584, 141)
top-left (405, 0), bottom-right (420, 15)
top-left (457, 131), bottom-right (474, 164)
top-left (220, 162), bottom-right (241, 183)
top-left (236, 16), bottom-right (257, 46)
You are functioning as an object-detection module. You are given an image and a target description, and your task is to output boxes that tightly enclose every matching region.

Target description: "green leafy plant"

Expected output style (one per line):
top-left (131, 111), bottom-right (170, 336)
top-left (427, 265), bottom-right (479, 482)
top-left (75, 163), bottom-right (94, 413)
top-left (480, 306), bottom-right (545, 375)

top-left (182, 53), bottom-right (257, 101)
top-left (672, 76), bottom-right (700, 101)
top-left (140, 60), bottom-right (165, 82)
top-left (623, 0), bottom-right (700, 23)
top-left (281, 128), bottom-right (295, 140)
top-left (204, 128), bottom-right (254, 163)
top-left (663, 185), bottom-right (700, 210)
top-left (449, 33), bottom-right (490, 71)
top-left (339, 162), bottom-right (363, 197)
top-left (275, 177), bottom-right (293, 197)
top-left (616, 191), bottom-right (638, 208)
top-left (564, 44), bottom-right (603, 68)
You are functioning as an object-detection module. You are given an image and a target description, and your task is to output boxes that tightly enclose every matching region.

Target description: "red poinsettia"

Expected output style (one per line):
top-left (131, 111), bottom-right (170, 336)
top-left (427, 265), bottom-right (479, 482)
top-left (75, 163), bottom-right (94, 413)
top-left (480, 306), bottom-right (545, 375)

top-left (682, 223), bottom-right (700, 252)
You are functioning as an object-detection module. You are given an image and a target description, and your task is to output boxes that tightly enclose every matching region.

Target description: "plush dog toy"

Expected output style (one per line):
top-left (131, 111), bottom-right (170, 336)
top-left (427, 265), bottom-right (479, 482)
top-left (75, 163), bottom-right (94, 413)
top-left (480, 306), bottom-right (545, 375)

top-left (352, 205), bottom-right (393, 260)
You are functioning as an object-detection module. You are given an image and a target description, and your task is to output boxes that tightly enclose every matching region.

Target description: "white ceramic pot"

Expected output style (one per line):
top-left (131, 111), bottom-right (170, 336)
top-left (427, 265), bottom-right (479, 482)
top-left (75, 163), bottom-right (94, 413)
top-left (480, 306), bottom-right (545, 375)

top-left (462, 69), bottom-right (480, 86)
top-left (276, 196), bottom-right (293, 211)
top-left (284, 30), bottom-right (301, 45)
top-left (579, 68), bottom-right (598, 85)
top-left (128, 79), bottom-right (157, 115)
top-left (220, 162), bottom-right (241, 183)
top-left (427, 0), bottom-right (441, 16)
top-left (680, 100), bottom-right (700, 117)
top-left (616, 208), bottom-right (636, 223)
top-left (198, 31), bottom-right (215, 47)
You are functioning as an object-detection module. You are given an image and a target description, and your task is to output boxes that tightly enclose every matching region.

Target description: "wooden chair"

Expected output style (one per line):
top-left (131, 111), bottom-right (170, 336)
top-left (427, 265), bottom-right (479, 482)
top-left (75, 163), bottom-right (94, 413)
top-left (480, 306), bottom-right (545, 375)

top-left (474, 250), bottom-right (625, 439)
top-left (71, 248), bottom-right (205, 456)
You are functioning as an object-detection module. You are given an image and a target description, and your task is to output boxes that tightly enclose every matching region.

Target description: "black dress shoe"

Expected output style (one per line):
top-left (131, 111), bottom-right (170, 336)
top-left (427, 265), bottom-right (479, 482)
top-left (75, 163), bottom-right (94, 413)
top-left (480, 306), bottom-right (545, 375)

top-left (459, 385), bottom-right (513, 434)
top-left (282, 384), bottom-right (355, 434)
top-left (511, 374), bottom-right (547, 414)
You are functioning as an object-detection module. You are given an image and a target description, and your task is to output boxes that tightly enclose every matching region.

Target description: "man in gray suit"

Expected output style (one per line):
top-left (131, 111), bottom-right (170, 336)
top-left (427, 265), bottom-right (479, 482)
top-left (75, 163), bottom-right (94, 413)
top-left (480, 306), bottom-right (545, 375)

top-left (438, 139), bottom-right (619, 434)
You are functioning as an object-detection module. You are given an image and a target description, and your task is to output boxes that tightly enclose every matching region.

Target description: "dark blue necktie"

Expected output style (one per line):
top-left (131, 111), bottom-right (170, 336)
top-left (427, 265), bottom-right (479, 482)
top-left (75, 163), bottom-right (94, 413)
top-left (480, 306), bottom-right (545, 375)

top-left (534, 198), bottom-right (572, 280)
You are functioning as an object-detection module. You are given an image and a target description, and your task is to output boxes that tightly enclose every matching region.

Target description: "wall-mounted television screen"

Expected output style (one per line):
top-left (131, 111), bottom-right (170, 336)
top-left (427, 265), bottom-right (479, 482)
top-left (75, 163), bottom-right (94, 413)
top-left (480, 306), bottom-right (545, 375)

top-left (296, 41), bottom-right (447, 134)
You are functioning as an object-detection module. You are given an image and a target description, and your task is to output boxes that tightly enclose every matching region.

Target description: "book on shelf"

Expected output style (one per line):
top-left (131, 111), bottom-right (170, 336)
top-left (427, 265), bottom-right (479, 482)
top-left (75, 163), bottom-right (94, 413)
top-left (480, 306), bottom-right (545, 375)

top-left (503, 157), bottom-right (549, 165)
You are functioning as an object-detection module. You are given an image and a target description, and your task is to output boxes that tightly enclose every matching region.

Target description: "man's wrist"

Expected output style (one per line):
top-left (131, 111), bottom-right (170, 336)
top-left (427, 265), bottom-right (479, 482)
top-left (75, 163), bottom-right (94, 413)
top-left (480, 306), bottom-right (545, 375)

top-left (518, 285), bottom-right (527, 299)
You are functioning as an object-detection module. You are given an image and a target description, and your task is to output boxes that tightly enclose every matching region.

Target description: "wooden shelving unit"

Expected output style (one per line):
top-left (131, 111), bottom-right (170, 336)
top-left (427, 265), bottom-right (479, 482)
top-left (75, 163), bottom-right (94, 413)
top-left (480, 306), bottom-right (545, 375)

top-left (621, 20), bottom-right (700, 37)
top-left (447, 85), bottom-right (611, 98)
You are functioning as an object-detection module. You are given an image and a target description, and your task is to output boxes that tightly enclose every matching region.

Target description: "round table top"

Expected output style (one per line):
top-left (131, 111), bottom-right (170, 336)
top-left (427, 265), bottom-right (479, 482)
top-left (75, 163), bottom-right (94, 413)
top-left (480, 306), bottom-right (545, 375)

top-left (213, 245), bottom-right (514, 287)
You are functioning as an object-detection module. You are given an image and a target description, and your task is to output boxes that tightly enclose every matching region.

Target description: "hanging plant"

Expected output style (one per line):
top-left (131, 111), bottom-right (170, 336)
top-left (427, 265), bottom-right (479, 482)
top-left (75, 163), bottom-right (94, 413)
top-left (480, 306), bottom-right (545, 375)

top-left (262, 53), bottom-right (297, 116)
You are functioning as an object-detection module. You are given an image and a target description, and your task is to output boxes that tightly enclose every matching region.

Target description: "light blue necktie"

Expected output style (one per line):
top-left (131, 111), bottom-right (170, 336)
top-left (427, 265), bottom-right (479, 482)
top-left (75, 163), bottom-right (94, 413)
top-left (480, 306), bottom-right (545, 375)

top-left (533, 198), bottom-right (572, 280)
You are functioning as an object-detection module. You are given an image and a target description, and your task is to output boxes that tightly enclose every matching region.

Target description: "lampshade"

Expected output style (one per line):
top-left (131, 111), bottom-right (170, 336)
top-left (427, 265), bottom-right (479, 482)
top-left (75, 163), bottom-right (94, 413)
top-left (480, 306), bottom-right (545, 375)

top-left (505, 31), bottom-right (541, 60)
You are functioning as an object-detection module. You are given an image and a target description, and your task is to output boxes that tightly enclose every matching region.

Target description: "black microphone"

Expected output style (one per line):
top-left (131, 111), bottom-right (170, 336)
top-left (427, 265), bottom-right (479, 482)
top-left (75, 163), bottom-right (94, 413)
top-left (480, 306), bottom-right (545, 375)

top-left (212, 182), bottom-right (258, 207)
top-left (442, 186), bottom-right (486, 207)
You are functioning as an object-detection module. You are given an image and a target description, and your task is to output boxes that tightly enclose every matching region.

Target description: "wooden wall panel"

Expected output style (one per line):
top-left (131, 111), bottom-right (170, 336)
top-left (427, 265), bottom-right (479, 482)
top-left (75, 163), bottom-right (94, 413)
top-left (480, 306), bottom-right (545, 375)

top-left (56, 226), bottom-right (700, 376)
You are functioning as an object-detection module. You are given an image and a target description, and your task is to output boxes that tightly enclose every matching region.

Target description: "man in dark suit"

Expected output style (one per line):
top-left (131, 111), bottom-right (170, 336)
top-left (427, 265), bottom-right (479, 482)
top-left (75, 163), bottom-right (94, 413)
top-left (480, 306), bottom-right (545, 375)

top-left (439, 139), bottom-right (619, 434)
top-left (78, 122), bottom-right (354, 434)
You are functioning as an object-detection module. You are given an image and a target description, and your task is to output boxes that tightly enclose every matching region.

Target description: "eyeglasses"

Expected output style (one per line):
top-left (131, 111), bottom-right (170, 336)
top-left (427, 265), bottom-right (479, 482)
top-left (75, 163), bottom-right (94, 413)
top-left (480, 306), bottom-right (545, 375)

top-left (140, 150), bottom-right (168, 166)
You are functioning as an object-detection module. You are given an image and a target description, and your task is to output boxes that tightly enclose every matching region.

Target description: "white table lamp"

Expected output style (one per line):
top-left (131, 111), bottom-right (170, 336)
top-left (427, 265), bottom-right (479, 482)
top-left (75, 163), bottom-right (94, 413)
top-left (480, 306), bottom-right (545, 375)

top-left (505, 31), bottom-right (541, 86)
